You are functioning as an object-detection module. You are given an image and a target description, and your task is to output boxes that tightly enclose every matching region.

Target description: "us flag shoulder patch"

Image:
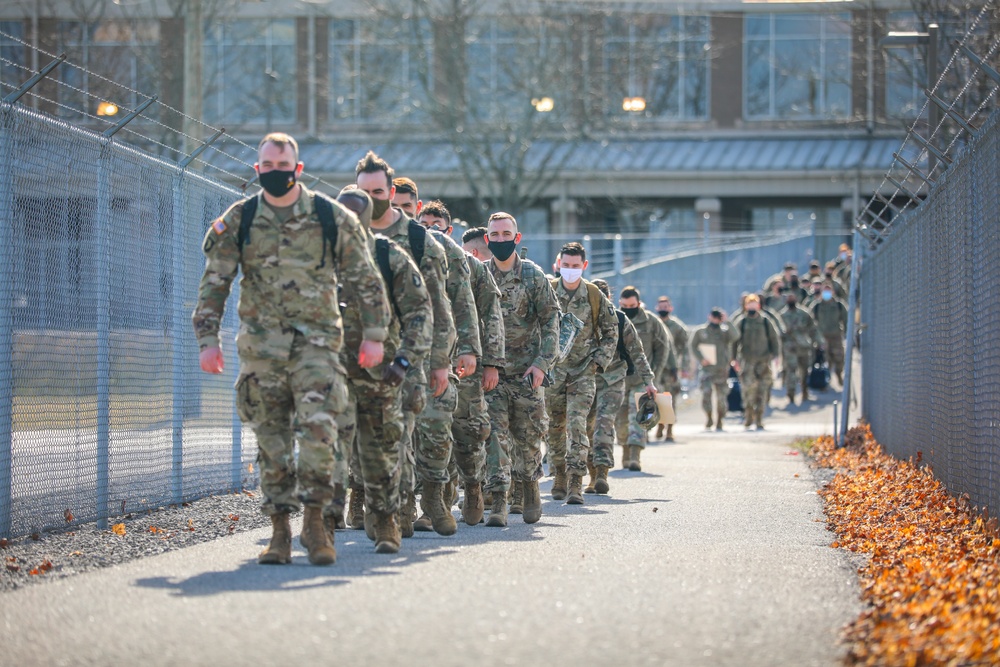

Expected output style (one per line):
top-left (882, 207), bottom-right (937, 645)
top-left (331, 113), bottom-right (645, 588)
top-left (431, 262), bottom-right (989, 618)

top-left (212, 219), bottom-right (227, 234)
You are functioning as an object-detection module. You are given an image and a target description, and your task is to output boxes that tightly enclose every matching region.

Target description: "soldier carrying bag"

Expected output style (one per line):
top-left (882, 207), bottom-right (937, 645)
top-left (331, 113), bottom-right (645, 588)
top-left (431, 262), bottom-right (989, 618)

top-left (808, 348), bottom-right (831, 391)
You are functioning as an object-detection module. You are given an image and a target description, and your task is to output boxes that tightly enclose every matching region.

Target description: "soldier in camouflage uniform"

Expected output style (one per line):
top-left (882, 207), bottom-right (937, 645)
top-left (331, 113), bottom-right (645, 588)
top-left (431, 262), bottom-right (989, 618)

top-left (655, 295), bottom-right (688, 442)
top-left (812, 281), bottom-right (849, 386)
top-left (483, 212), bottom-right (560, 527)
top-left (615, 286), bottom-right (672, 471)
top-left (328, 188), bottom-right (432, 554)
top-left (779, 290), bottom-right (819, 405)
top-left (690, 308), bottom-right (740, 430)
top-left (731, 295), bottom-right (780, 430)
top-left (544, 243), bottom-right (619, 505)
top-left (193, 133), bottom-right (390, 566)
top-left (586, 279), bottom-right (654, 494)
top-left (411, 199), bottom-right (482, 534)
top-left (354, 152), bottom-right (456, 539)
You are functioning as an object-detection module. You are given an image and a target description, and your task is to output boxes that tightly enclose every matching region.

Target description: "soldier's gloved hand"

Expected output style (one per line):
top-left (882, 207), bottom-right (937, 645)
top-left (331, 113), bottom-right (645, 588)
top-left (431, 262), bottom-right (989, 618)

top-left (381, 356), bottom-right (411, 387)
top-left (200, 347), bottom-right (224, 374)
top-left (456, 354), bottom-right (477, 379)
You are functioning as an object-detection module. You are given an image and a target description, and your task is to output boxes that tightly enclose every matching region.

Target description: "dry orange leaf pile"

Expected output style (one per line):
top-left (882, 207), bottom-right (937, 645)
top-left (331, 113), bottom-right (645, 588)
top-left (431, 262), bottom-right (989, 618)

top-left (813, 424), bottom-right (1000, 666)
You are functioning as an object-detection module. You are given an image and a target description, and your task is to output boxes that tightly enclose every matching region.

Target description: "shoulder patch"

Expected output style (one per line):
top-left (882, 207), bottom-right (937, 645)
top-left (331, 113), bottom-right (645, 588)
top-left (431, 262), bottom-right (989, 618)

top-left (203, 234), bottom-right (216, 253)
top-left (212, 219), bottom-right (227, 235)
top-left (413, 273), bottom-right (422, 288)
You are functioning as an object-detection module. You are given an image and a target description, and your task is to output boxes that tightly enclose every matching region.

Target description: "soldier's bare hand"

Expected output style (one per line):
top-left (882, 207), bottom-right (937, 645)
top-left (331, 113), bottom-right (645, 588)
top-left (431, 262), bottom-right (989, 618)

top-left (430, 368), bottom-right (450, 397)
top-left (645, 384), bottom-right (657, 396)
top-left (700, 359), bottom-right (711, 367)
top-left (199, 347), bottom-right (224, 374)
top-left (523, 366), bottom-right (545, 390)
top-left (482, 366), bottom-right (499, 392)
top-left (456, 354), bottom-right (477, 379)
top-left (358, 340), bottom-right (385, 369)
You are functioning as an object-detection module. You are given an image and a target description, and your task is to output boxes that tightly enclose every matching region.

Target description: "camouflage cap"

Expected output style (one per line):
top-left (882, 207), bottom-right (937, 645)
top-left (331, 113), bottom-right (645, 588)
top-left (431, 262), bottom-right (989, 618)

top-left (337, 186), bottom-right (373, 228)
top-left (635, 393), bottom-right (659, 429)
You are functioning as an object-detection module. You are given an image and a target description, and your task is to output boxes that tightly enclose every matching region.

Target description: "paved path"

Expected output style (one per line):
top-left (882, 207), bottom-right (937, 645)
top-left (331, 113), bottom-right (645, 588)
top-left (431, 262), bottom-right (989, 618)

top-left (0, 391), bottom-right (860, 667)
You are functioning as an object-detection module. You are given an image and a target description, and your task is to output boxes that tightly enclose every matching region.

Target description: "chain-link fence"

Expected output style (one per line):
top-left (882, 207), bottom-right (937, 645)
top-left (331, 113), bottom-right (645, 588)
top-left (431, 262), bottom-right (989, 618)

top-left (0, 104), bottom-right (256, 539)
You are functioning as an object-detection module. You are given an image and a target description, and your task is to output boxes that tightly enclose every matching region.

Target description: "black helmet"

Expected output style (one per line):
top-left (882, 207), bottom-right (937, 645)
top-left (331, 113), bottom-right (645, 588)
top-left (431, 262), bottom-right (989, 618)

top-left (635, 393), bottom-right (659, 429)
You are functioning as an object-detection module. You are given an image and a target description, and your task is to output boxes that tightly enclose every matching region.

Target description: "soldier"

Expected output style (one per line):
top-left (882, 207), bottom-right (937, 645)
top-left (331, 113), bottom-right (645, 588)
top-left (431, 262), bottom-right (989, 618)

top-left (812, 281), bottom-right (849, 386)
top-left (586, 279), bottom-right (654, 494)
top-left (391, 176), bottom-right (422, 220)
top-left (764, 279), bottom-right (786, 312)
top-left (615, 286), bottom-right (671, 471)
top-left (354, 151), bottom-right (456, 538)
top-left (689, 308), bottom-right (739, 431)
top-left (731, 295), bottom-right (781, 430)
top-left (193, 133), bottom-right (390, 566)
top-left (483, 212), bottom-right (560, 527)
top-left (764, 262), bottom-right (797, 293)
top-left (654, 295), bottom-right (688, 442)
top-left (779, 289), bottom-right (819, 405)
top-left (544, 242), bottom-right (619, 504)
top-left (331, 188), bottom-right (432, 554)
top-left (805, 259), bottom-right (823, 284)
top-left (411, 199), bottom-right (485, 532)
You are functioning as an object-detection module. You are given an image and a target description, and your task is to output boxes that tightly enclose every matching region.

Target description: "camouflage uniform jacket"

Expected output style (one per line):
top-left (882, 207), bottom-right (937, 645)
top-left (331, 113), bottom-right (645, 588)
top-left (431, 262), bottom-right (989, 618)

top-left (552, 279), bottom-right (618, 377)
top-left (606, 310), bottom-right (653, 387)
top-left (660, 315), bottom-right (689, 370)
top-left (779, 305), bottom-right (819, 353)
top-left (487, 254), bottom-right (560, 377)
top-left (467, 253), bottom-right (505, 368)
top-left (340, 231), bottom-right (432, 379)
top-left (378, 208), bottom-right (455, 370)
top-left (429, 229), bottom-right (481, 362)
top-left (732, 314), bottom-right (780, 361)
top-left (627, 308), bottom-right (672, 382)
top-left (689, 323), bottom-right (739, 372)
top-left (812, 298), bottom-right (848, 336)
top-left (193, 187), bottom-right (389, 359)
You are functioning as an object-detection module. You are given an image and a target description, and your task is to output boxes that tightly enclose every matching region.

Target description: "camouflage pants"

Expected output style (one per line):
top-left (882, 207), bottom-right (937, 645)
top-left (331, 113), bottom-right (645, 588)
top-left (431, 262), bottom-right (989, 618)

top-left (415, 376), bottom-right (457, 484)
top-left (332, 375), bottom-right (404, 515)
top-left (699, 367), bottom-right (728, 421)
top-left (545, 367), bottom-right (597, 475)
top-left (782, 348), bottom-right (812, 394)
top-left (484, 374), bottom-right (547, 493)
top-left (587, 373), bottom-right (626, 468)
top-left (615, 378), bottom-right (650, 450)
top-left (395, 371), bottom-right (425, 498)
top-left (235, 334), bottom-right (346, 516)
top-left (452, 370), bottom-right (491, 483)
top-left (739, 358), bottom-right (773, 425)
top-left (824, 333), bottom-right (845, 376)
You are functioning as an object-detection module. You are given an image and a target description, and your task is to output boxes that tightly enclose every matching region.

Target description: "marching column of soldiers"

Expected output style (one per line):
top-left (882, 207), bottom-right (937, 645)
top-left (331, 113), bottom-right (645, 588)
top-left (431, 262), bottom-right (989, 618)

top-left (193, 132), bottom-right (853, 565)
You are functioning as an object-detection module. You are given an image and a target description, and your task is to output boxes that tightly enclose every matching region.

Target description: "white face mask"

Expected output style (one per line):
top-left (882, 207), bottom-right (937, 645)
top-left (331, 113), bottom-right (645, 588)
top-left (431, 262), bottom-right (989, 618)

top-left (560, 267), bottom-right (584, 284)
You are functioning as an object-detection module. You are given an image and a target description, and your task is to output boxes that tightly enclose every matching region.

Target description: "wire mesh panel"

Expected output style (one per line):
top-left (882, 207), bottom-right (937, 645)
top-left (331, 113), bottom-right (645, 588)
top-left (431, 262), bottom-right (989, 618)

top-left (0, 106), bottom-right (254, 537)
top-left (861, 109), bottom-right (1000, 517)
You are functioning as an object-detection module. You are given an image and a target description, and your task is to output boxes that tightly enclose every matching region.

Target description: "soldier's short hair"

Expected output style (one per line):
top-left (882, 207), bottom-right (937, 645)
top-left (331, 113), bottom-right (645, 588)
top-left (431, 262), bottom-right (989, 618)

top-left (393, 176), bottom-right (418, 199)
top-left (258, 132), bottom-right (299, 161)
top-left (620, 285), bottom-right (641, 301)
top-left (560, 241), bottom-right (586, 262)
top-left (591, 278), bottom-right (611, 299)
top-left (462, 226), bottom-right (488, 244)
top-left (710, 307), bottom-right (725, 318)
top-left (657, 295), bottom-right (671, 302)
top-left (356, 150), bottom-right (394, 189)
top-left (420, 199), bottom-right (451, 225)
top-left (487, 211), bottom-right (517, 230)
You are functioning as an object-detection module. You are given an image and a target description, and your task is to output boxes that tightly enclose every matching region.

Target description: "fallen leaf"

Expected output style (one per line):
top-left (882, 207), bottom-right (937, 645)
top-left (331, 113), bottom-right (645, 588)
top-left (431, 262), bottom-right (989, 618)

top-left (5, 563), bottom-right (18, 572)
top-left (228, 514), bottom-right (239, 522)
top-left (111, 523), bottom-right (126, 536)
top-left (652, 507), bottom-right (659, 513)
top-left (30, 532), bottom-right (40, 541)
top-left (64, 509), bottom-right (74, 523)
top-left (38, 560), bottom-right (53, 573)
top-left (70, 551), bottom-right (82, 556)
top-left (148, 526), bottom-right (160, 534)
top-left (187, 519), bottom-right (195, 532)
top-left (794, 473), bottom-right (800, 478)
top-left (0, 538), bottom-right (8, 549)
top-left (785, 450), bottom-right (800, 456)
top-left (248, 463), bottom-right (254, 473)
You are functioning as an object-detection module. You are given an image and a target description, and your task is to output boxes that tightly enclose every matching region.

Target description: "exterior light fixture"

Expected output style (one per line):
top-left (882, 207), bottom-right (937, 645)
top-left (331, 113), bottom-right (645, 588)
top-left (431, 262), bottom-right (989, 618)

top-left (532, 97), bottom-right (554, 112)
top-left (622, 97), bottom-right (646, 112)
top-left (97, 101), bottom-right (119, 116)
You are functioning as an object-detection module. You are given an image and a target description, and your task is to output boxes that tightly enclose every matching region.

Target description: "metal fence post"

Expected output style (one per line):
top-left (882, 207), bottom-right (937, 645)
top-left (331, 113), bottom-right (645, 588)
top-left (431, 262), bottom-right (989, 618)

top-left (170, 174), bottom-right (185, 503)
top-left (95, 145), bottom-right (112, 527)
top-left (838, 228), bottom-right (862, 445)
top-left (0, 112), bottom-right (14, 537)
top-left (612, 234), bottom-right (623, 287)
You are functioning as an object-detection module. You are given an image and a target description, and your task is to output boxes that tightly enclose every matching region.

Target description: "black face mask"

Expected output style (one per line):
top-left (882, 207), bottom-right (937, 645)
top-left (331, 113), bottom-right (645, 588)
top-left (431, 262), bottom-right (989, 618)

top-left (258, 169), bottom-right (297, 198)
top-left (747, 310), bottom-right (759, 317)
top-left (623, 307), bottom-right (641, 320)
top-left (488, 240), bottom-right (517, 262)
top-left (708, 321), bottom-right (720, 328)
top-left (657, 309), bottom-right (671, 317)
top-left (787, 300), bottom-right (797, 309)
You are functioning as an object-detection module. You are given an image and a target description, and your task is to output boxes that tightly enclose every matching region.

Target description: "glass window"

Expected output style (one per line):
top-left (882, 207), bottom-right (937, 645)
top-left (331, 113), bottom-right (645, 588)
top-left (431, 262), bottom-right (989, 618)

top-left (203, 19), bottom-right (296, 127)
top-left (744, 13), bottom-right (852, 120)
top-left (884, 12), bottom-right (926, 120)
top-left (328, 18), bottom-right (431, 124)
top-left (0, 21), bottom-right (27, 94)
top-left (603, 15), bottom-right (710, 120)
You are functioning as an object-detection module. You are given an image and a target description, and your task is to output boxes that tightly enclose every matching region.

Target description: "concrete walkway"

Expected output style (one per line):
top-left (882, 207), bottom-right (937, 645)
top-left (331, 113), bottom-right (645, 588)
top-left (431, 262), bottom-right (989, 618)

top-left (0, 390), bottom-right (860, 667)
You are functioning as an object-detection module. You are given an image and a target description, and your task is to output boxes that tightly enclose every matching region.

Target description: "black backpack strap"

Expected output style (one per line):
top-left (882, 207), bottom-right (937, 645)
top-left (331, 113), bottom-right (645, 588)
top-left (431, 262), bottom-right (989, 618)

top-left (236, 194), bottom-right (258, 255)
top-left (616, 310), bottom-right (635, 375)
top-left (407, 219), bottom-right (426, 267)
top-left (312, 193), bottom-right (339, 269)
top-left (375, 237), bottom-right (401, 320)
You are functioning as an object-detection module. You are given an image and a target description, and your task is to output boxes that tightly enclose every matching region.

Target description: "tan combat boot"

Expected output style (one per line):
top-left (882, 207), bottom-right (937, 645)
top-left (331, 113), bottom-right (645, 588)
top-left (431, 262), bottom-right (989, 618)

top-left (584, 461), bottom-right (598, 494)
top-left (486, 490), bottom-right (508, 527)
top-left (665, 423), bottom-right (674, 442)
top-left (301, 506), bottom-right (336, 566)
top-left (522, 479), bottom-right (542, 524)
top-left (628, 446), bottom-right (642, 472)
top-left (509, 481), bottom-right (524, 515)
top-left (398, 490), bottom-right (416, 538)
top-left (444, 479), bottom-right (458, 507)
top-left (551, 465), bottom-right (568, 500)
top-left (566, 474), bottom-right (584, 505)
top-left (801, 378), bottom-right (810, 402)
top-left (655, 423), bottom-right (665, 440)
top-left (462, 481), bottom-right (484, 526)
top-left (595, 465), bottom-right (610, 495)
top-left (373, 511), bottom-right (401, 554)
top-left (347, 484), bottom-right (365, 530)
top-left (621, 445), bottom-right (632, 468)
top-left (258, 513), bottom-right (292, 565)
top-left (422, 481), bottom-right (458, 536)
top-left (413, 489), bottom-right (433, 532)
